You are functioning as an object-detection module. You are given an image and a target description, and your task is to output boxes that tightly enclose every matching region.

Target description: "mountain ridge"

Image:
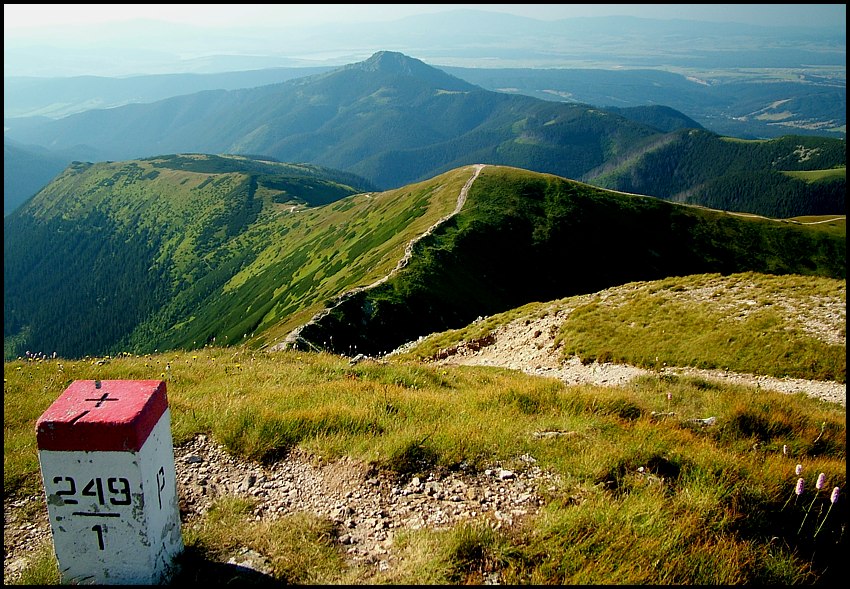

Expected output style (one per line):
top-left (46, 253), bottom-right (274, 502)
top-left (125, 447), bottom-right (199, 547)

top-left (287, 164), bottom-right (845, 356)
top-left (5, 51), bottom-right (844, 219)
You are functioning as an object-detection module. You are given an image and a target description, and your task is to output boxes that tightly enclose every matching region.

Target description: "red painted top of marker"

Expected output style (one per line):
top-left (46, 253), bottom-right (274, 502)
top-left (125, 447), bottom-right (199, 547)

top-left (36, 380), bottom-right (168, 452)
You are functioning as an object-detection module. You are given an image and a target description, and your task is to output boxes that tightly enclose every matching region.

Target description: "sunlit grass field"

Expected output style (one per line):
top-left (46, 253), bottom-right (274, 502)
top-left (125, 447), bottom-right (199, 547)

top-left (783, 167), bottom-right (846, 183)
top-left (5, 335), bottom-right (846, 584)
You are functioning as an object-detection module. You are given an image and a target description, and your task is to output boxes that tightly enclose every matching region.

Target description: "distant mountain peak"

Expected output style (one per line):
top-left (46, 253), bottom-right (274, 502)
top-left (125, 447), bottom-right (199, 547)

top-left (356, 51), bottom-right (428, 75)
top-left (345, 50), bottom-right (477, 91)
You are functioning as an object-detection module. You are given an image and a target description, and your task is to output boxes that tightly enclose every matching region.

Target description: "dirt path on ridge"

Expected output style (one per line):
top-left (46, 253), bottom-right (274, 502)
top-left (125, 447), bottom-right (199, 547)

top-left (272, 164), bottom-right (485, 351)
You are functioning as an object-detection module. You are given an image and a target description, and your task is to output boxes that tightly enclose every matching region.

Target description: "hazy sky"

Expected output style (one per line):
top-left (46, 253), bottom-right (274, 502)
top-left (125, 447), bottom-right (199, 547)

top-left (5, 3), bottom-right (845, 77)
top-left (4, 3), bottom-right (847, 32)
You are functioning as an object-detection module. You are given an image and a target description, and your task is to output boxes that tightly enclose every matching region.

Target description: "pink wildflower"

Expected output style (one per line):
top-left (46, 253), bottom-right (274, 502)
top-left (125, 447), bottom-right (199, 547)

top-left (795, 478), bottom-right (805, 495)
top-left (815, 487), bottom-right (842, 538)
top-left (816, 473), bottom-right (826, 490)
top-left (782, 444), bottom-right (788, 456)
top-left (795, 464), bottom-right (803, 476)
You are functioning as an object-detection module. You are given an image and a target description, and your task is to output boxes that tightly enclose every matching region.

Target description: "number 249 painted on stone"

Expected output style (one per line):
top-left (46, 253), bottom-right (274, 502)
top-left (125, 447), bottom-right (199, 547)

top-left (52, 476), bottom-right (132, 506)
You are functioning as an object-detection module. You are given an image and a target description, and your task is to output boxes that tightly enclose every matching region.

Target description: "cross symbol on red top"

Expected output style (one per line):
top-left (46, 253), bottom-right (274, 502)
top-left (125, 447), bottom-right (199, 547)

top-left (84, 392), bottom-right (119, 408)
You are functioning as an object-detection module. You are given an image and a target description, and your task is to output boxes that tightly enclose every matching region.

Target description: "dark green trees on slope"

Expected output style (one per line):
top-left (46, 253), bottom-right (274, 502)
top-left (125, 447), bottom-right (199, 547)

top-left (584, 131), bottom-right (846, 218)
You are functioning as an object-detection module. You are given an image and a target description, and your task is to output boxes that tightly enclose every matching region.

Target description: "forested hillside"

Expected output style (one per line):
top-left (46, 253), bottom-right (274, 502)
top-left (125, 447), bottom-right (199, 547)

top-left (584, 131), bottom-right (846, 217)
top-left (3, 155), bottom-right (376, 359)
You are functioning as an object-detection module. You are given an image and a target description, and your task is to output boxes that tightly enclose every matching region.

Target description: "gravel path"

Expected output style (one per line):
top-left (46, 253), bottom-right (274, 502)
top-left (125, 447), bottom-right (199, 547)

top-left (430, 285), bottom-right (846, 407)
top-left (5, 432), bottom-right (560, 584)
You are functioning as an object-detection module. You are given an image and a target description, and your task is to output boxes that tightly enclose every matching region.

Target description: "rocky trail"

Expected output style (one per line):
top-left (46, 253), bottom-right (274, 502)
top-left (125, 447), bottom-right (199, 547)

top-left (429, 296), bottom-right (845, 408)
top-left (5, 431), bottom-right (560, 584)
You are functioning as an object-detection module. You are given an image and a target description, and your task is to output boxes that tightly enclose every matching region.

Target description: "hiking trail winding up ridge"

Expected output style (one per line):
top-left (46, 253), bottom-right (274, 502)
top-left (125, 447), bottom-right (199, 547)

top-left (272, 164), bottom-right (485, 351)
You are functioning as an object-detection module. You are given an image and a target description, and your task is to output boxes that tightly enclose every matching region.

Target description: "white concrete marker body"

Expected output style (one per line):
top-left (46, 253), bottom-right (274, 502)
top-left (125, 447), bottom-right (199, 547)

top-left (36, 380), bottom-right (183, 584)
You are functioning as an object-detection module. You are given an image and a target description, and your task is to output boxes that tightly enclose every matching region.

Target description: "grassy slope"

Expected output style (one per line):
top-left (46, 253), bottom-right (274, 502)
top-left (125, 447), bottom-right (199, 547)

top-left (167, 167), bottom-right (472, 351)
top-left (5, 161), bottom-right (846, 363)
top-left (3, 160), bottom-right (474, 359)
top-left (783, 168), bottom-right (846, 182)
top-left (788, 216), bottom-right (846, 236)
